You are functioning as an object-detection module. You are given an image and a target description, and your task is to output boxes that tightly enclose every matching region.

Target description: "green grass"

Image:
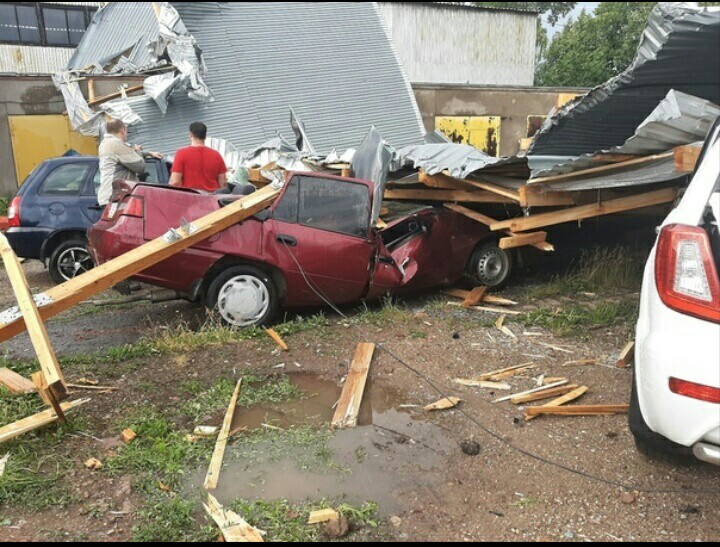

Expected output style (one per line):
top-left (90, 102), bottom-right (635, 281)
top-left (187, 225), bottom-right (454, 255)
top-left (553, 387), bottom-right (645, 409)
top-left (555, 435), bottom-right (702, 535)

top-left (528, 246), bottom-right (647, 299)
top-left (230, 499), bottom-right (379, 542)
top-left (180, 374), bottom-right (302, 423)
top-left (350, 296), bottom-right (412, 326)
top-left (132, 494), bottom-right (217, 543)
top-left (0, 197), bottom-right (8, 217)
top-left (521, 300), bottom-right (639, 337)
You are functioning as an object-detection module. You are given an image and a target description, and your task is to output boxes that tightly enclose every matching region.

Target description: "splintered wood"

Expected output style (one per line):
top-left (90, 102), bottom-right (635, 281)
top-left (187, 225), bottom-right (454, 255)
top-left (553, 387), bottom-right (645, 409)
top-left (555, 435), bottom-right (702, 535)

top-left (205, 379), bottom-right (243, 491)
top-left (0, 368), bottom-right (37, 394)
top-left (524, 405), bottom-right (629, 418)
top-left (525, 387), bottom-right (589, 421)
top-left (308, 509), bottom-right (340, 525)
top-left (204, 493), bottom-right (264, 543)
top-left (617, 342), bottom-right (635, 369)
top-left (0, 399), bottom-right (90, 445)
top-left (425, 397), bottom-right (461, 412)
top-left (331, 343), bottom-right (375, 430)
top-left (265, 328), bottom-right (289, 351)
top-left (496, 316), bottom-right (517, 339)
top-left (462, 287), bottom-right (488, 308)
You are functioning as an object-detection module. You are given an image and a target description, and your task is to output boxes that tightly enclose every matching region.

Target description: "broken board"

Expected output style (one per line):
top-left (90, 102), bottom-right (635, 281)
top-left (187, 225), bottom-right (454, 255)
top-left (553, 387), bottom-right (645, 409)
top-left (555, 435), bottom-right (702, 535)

top-left (204, 493), bottom-right (264, 543)
top-left (0, 368), bottom-right (37, 394)
top-left (525, 386), bottom-right (589, 421)
top-left (332, 343), bottom-right (375, 430)
top-left (524, 405), bottom-right (630, 418)
top-left (205, 379), bottom-right (243, 491)
top-left (0, 398), bottom-right (90, 445)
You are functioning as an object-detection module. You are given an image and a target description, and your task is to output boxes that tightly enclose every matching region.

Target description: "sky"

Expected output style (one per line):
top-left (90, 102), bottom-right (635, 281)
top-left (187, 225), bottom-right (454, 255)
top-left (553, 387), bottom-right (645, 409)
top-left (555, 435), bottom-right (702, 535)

top-left (545, 2), bottom-right (601, 38)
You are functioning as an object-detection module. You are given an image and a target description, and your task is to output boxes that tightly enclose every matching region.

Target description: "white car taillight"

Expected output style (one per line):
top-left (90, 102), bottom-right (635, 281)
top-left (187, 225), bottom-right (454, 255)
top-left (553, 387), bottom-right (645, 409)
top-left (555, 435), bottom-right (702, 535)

top-left (656, 224), bottom-right (720, 324)
top-left (7, 196), bottom-right (21, 228)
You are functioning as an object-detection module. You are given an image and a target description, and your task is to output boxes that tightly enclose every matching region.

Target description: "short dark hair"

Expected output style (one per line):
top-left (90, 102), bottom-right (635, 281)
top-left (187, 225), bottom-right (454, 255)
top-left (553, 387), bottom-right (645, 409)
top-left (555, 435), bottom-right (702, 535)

top-left (189, 122), bottom-right (207, 140)
top-left (106, 119), bottom-right (126, 134)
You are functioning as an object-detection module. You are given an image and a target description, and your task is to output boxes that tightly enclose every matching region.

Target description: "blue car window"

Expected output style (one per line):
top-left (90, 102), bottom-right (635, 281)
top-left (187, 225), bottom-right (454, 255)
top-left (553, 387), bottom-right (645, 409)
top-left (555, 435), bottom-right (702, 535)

top-left (40, 164), bottom-right (91, 196)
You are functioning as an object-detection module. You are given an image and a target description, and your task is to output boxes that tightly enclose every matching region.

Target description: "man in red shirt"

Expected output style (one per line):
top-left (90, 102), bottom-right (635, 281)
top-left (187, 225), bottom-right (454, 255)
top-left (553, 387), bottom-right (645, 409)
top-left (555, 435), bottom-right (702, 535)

top-left (170, 122), bottom-right (228, 192)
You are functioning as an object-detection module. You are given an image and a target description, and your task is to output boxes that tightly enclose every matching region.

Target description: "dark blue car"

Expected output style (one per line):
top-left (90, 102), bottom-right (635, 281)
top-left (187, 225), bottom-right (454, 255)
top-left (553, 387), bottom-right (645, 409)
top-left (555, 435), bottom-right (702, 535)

top-left (5, 155), bottom-right (169, 283)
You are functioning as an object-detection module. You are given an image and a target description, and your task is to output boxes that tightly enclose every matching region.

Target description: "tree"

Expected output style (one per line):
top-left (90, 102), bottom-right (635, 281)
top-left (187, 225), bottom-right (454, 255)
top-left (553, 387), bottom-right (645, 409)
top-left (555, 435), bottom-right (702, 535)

top-left (536, 2), bottom-right (719, 87)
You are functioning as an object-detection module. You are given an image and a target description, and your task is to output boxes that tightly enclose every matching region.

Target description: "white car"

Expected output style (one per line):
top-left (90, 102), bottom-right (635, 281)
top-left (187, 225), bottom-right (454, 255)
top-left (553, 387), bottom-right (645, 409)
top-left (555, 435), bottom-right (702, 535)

top-left (632, 118), bottom-right (720, 466)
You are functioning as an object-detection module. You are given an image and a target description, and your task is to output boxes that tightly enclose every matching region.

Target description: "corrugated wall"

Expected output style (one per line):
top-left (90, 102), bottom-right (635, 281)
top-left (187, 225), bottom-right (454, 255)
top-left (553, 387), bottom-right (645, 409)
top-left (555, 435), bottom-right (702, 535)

top-left (0, 45), bottom-right (75, 76)
top-left (377, 2), bottom-right (537, 86)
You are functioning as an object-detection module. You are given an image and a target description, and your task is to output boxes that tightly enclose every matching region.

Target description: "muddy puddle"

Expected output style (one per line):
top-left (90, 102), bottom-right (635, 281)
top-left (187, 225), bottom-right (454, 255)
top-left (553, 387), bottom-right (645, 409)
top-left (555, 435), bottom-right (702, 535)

top-left (189, 374), bottom-right (452, 515)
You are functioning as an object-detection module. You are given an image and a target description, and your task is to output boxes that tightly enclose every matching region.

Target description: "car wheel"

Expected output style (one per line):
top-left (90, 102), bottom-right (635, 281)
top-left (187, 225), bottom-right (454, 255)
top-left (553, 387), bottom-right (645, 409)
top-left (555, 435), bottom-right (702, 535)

top-left (206, 265), bottom-right (278, 328)
top-left (48, 239), bottom-right (95, 284)
top-left (629, 370), bottom-right (694, 464)
top-left (466, 242), bottom-right (514, 289)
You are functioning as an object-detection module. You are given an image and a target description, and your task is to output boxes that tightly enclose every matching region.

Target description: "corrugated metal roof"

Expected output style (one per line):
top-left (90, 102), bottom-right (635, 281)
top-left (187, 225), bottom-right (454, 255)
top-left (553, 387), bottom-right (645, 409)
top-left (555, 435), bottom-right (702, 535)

top-left (530, 3), bottom-right (720, 158)
top-left (66, 2), bottom-right (159, 71)
top-left (69, 2), bottom-right (425, 155)
top-left (409, 2), bottom-right (540, 16)
top-left (0, 45), bottom-right (74, 75)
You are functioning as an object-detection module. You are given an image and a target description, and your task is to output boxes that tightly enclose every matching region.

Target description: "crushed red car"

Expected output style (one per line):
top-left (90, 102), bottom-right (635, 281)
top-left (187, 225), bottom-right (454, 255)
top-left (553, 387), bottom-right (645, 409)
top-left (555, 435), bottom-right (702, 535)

top-left (88, 172), bottom-right (513, 327)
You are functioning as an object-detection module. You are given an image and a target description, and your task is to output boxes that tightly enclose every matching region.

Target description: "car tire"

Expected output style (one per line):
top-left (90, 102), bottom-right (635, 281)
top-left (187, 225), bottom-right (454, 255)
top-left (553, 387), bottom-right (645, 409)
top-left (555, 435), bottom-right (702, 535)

top-left (206, 265), bottom-right (278, 328)
top-left (48, 239), bottom-right (96, 284)
top-left (629, 370), bottom-right (694, 464)
top-left (466, 242), bottom-right (514, 290)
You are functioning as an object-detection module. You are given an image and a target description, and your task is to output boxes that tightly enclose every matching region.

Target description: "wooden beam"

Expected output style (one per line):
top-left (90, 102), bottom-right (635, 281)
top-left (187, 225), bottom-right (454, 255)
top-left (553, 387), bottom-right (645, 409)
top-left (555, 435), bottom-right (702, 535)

top-left (0, 186), bottom-right (280, 345)
top-left (0, 233), bottom-right (67, 401)
top-left (332, 343), bottom-right (375, 430)
top-left (87, 84), bottom-right (144, 108)
top-left (418, 171), bottom-right (473, 191)
top-left (0, 368), bottom-right (37, 394)
top-left (674, 145), bottom-right (702, 173)
top-left (0, 399), bottom-right (90, 445)
top-left (616, 342), bottom-right (635, 369)
top-left (87, 78), bottom-right (96, 103)
top-left (511, 385), bottom-right (580, 405)
top-left (499, 232), bottom-right (548, 250)
top-left (385, 188), bottom-right (512, 204)
top-left (434, 171), bottom-right (522, 202)
top-left (443, 204), bottom-right (554, 252)
top-left (204, 493), bottom-right (264, 543)
top-left (518, 185), bottom-right (576, 208)
top-left (528, 152), bottom-right (674, 186)
top-left (525, 386), bottom-right (589, 421)
top-left (205, 379), bottom-right (242, 491)
top-left (524, 405), bottom-right (630, 418)
top-left (490, 188), bottom-right (678, 233)
top-left (31, 372), bottom-right (66, 424)
top-left (473, 363), bottom-right (536, 383)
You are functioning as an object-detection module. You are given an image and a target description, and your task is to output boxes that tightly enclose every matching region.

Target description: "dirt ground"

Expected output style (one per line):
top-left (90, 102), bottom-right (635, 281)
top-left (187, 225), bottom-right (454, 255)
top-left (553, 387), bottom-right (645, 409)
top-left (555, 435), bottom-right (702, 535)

top-left (1, 257), bottom-right (719, 543)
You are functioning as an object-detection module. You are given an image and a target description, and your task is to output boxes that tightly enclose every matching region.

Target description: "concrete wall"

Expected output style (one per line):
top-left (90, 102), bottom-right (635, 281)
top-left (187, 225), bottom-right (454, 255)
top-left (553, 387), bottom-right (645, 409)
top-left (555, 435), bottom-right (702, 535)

top-left (413, 84), bottom-right (589, 157)
top-left (0, 76), bottom-right (143, 197)
top-left (377, 2), bottom-right (537, 86)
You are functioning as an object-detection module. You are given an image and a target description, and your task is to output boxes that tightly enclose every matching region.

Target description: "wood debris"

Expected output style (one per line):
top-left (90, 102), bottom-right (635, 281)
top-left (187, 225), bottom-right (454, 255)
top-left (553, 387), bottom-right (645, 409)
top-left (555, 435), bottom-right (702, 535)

top-left (121, 429), bottom-right (137, 444)
top-left (204, 493), bottom-right (265, 543)
top-left (616, 342), bottom-right (635, 369)
top-left (473, 363), bottom-right (536, 382)
top-left (462, 287), bottom-right (488, 308)
top-left (308, 509), bottom-right (340, 525)
top-left (0, 453), bottom-right (9, 477)
top-left (448, 302), bottom-right (522, 315)
top-left (0, 368), bottom-right (37, 394)
top-left (494, 381), bottom-right (569, 404)
top-left (84, 458), bottom-right (103, 470)
top-left (524, 405), bottom-right (630, 418)
top-left (76, 378), bottom-right (100, 386)
top-left (489, 365), bottom-right (535, 381)
top-left (331, 343), bottom-right (374, 430)
top-left (525, 387), bottom-right (589, 421)
top-left (511, 385), bottom-right (580, 406)
top-left (562, 360), bottom-right (598, 367)
top-left (495, 316), bottom-right (517, 339)
top-left (66, 383), bottom-right (118, 392)
top-left (453, 379), bottom-right (511, 391)
top-left (534, 341), bottom-right (574, 354)
top-left (205, 379), bottom-right (243, 491)
top-left (194, 426), bottom-right (219, 438)
top-left (424, 397), bottom-right (462, 412)
top-left (265, 328), bottom-right (289, 352)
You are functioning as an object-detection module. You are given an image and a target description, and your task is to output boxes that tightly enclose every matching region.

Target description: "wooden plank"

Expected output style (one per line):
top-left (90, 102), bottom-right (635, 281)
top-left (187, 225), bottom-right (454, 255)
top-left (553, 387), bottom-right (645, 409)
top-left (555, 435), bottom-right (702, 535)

top-left (447, 302), bottom-right (522, 315)
top-left (87, 84), bottom-right (144, 108)
top-left (453, 379), bottom-right (512, 390)
top-left (499, 232), bottom-right (548, 250)
top-left (490, 188), bottom-right (679, 233)
top-left (385, 188), bottom-right (512, 204)
top-left (473, 363), bottom-right (536, 382)
top-left (616, 342), bottom-right (635, 369)
top-left (0, 186), bottom-right (280, 345)
top-left (0, 399), bottom-right (90, 445)
top-left (204, 493), bottom-right (264, 543)
top-left (524, 405), bottom-right (629, 418)
top-left (489, 365), bottom-right (535, 381)
top-left (494, 380), bottom-right (570, 404)
top-left (526, 386), bottom-right (589, 421)
top-left (205, 379), bottom-right (243, 491)
top-left (674, 145), bottom-right (702, 173)
top-left (0, 233), bottom-right (67, 401)
top-left (265, 329), bottom-right (289, 352)
top-left (518, 185), bottom-right (576, 208)
top-left (443, 289), bottom-right (517, 307)
top-left (0, 368), bottom-right (37, 394)
top-left (308, 509), bottom-right (340, 525)
top-left (462, 287), bottom-right (487, 308)
top-left (424, 397), bottom-right (461, 412)
top-left (443, 204), bottom-right (554, 252)
top-left (529, 152), bottom-right (674, 186)
top-left (332, 343), bottom-right (375, 430)
top-left (419, 171), bottom-right (473, 191)
top-left (511, 385), bottom-right (580, 405)
top-left (31, 371), bottom-right (66, 424)
top-left (433, 171), bottom-right (522, 202)
top-left (248, 168), bottom-right (271, 185)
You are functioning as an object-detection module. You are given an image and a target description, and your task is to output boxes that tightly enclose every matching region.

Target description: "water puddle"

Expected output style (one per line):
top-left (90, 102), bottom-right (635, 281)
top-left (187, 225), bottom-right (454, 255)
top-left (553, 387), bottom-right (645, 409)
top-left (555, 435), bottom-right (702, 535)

top-left (189, 374), bottom-right (452, 515)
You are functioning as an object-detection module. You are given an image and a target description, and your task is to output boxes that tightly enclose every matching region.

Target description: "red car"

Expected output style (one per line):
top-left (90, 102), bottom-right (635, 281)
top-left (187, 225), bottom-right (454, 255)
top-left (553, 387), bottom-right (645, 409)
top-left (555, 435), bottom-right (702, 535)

top-left (88, 172), bottom-right (511, 327)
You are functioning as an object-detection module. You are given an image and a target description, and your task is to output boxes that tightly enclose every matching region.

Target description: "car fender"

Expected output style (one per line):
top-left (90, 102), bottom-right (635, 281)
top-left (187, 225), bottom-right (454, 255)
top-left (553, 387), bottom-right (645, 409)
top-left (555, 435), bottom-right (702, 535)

top-left (40, 229), bottom-right (89, 262)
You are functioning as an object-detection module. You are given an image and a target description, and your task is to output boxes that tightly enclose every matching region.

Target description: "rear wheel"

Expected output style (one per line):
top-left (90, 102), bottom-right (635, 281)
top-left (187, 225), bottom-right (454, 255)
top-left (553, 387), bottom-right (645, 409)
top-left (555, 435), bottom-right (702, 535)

top-left (48, 239), bottom-right (95, 284)
top-left (466, 242), bottom-right (514, 290)
top-left (205, 265), bottom-right (278, 328)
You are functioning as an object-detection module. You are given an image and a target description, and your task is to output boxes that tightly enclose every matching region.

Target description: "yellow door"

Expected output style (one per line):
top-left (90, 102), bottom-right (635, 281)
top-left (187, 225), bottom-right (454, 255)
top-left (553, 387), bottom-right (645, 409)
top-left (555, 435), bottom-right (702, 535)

top-left (435, 116), bottom-right (502, 157)
top-left (8, 115), bottom-right (98, 187)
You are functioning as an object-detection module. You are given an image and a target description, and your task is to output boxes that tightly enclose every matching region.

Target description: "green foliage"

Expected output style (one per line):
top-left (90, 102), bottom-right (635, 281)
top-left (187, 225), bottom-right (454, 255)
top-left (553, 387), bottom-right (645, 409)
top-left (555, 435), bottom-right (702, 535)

top-left (522, 300), bottom-right (639, 337)
top-left (132, 494), bottom-right (216, 543)
top-left (0, 197), bottom-right (8, 217)
top-left (536, 2), bottom-right (720, 87)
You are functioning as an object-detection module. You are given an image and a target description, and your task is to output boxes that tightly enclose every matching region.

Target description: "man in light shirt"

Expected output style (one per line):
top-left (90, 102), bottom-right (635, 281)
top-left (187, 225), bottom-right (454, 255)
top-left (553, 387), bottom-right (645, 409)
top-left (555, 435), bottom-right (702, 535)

top-left (97, 119), bottom-right (163, 206)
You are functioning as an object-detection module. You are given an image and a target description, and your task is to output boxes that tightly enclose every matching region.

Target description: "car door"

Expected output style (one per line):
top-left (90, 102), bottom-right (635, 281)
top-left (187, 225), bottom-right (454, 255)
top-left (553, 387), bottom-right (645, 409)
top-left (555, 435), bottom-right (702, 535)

top-left (35, 162), bottom-right (94, 230)
top-left (82, 163), bottom-right (105, 224)
top-left (265, 175), bottom-right (375, 306)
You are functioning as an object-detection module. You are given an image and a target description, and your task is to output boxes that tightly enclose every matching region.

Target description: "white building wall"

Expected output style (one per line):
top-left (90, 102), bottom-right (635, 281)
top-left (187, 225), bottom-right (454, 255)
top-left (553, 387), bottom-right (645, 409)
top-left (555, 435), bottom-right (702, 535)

top-left (377, 2), bottom-right (537, 86)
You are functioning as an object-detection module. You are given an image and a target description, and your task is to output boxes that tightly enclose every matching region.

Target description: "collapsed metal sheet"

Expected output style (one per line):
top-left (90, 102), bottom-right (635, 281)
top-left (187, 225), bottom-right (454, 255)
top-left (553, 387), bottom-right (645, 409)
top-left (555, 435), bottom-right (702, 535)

top-left (51, 73), bottom-right (105, 136)
top-left (351, 127), bottom-right (400, 224)
top-left (530, 3), bottom-right (720, 158)
top-left (531, 90), bottom-right (720, 179)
